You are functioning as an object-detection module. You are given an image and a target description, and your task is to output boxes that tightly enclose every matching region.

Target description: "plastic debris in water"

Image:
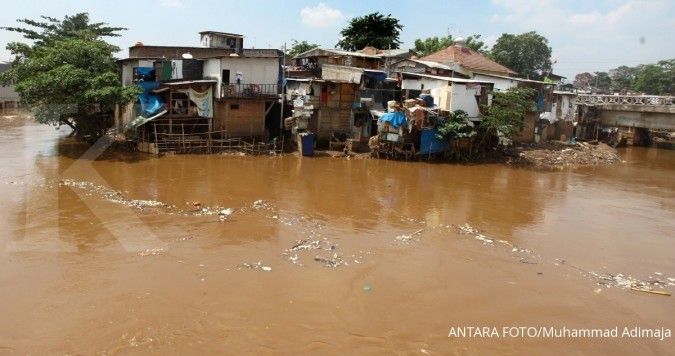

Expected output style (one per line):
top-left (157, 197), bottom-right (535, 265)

top-left (138, 248), bottom-right (165, 256)
top-left (218, 208), bottom-right (233, 221)
top-left (363, 283), bottom-right (373, 292)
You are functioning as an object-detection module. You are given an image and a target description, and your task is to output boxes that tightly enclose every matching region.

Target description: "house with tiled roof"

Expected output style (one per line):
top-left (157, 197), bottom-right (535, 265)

top-left (420, 41), bottom-right (517, 77)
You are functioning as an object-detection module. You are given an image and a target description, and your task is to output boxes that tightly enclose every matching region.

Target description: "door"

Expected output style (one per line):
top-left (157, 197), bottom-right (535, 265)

top-left (222, 69), bottom-right (231, 96)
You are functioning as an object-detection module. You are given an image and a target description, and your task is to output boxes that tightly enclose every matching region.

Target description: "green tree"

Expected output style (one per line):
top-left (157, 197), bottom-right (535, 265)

top-left (480, 88), bottom-right (535, 140)
top-left (414, 35), bottom-right (454, 57)
top-left (573, 72), bottom-right (594, 89)
top-left (2, 13), bottom-right (125, 47)
top-left (0, 13), bottom-right (138, 141)
top-left (464, 34), bottom-right (488, 54)
top-left (336, 12), bottom-right (403, 51)
top-left (633, 63), bottom-right (672, 95)
top-left (287, 39), bottom-right (319, 58)
top-left (593, 71), bottom-right (612, 91)
top-left (490, 31), bottom-right (552, 78)
top-left (609, 65), bottom-right (638, 91)
top-left (414, 34), bottom-right (488, 57)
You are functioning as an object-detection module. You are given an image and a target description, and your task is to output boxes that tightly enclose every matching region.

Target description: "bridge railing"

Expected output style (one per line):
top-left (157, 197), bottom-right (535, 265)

top-left (575, 94), bottom-right (674, 106)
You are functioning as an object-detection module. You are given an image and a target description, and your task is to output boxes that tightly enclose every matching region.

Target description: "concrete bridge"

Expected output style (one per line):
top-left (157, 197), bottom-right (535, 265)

top-left (574, 94), bottom-right (675, 130)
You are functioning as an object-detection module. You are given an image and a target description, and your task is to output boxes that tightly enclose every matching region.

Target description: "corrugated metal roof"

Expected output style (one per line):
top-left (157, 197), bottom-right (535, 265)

top-left (475, 72), bottom-right (550, 84)
top-left (199, 31), bottom-right (244, 37)
top-left (400, 72), bottom-right (494, 84)
top-left (294, 48), bottom-right (381, 59)
top-left (162, 79), bottom-right (218, 86)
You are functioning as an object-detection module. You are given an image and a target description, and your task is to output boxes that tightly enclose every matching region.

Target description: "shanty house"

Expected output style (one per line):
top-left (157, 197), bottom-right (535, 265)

top-left (117, 31), bottom-right (283, 152)
top-left (203, 49), bottom-right (283, 138)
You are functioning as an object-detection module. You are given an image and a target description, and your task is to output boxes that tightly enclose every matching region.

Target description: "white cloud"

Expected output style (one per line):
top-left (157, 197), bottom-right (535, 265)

top-left (569, 1), bottom-right (634, 27)
top-left (488, 0), bottom-right (675, 78)
top-left (300, 3), bottom-right (344, 28)
top-left (159, 0), bottom-right (183, 7)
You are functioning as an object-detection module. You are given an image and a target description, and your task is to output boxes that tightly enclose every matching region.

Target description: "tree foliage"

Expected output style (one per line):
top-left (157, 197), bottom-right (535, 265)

top-left (573, 59), bottom-right (674, 95)
top-left (593, 71), bottom-right (612, 91)
top-left (287, 39), bottom-right (319, 59)
top-left (480, 88), bottom-right (536, 140)
top-left (414, 35), bottom-right (454, 57)
top-left (464, 35), bottom-right (488, 54)
top-left (490, 31), bottom-right (552, 79)
top-left (414, 34), bottom-right (488, 57)
top-left (2, 13), bottom-right (125, 47)
top-left (573, 72), bottom-right (595, 89)
top-left (336, 12), bottom-right (403, 51)
top-left (437, 110), bottom-right (476, 140)
top-left (633, 60), bottom-right (674, 95)
top-left (0, 13), bottom-right (137, 141)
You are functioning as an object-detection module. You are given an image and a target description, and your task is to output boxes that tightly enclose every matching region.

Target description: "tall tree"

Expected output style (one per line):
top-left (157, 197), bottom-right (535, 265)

top-left (593, 71), bottom-right (612, 91)
top-left (0, 13), bottom-right (138, 141)
top-left (573, 72), bottom-right (594, 89)
top-left (490, 31), bottom-right (552, 78)
top-left (336, 12), bottom-right (403, 51)
top-left (2, 13), bottom-right (125, 46)
top-left (633, 62), bottom-right (672, 95)
top-left (464, 34), bottom-right (488, 54)
top-left (609, 65), bottom-right (638, 91)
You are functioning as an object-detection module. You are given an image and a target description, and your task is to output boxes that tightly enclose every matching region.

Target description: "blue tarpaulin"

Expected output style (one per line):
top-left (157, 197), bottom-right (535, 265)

top-left (418, 128), bottom-right (449, 155)
top-left (536, 89), bottom-right (545, 112)
top-left (363, 70), bottom-right (387, 82)
top-left (379, 111), bottom-right (407, 129)
top-left (138, 81), bottom-right (165, 118)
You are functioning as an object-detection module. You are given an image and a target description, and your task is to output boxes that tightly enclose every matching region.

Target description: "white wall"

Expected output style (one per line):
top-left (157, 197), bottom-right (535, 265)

top-left (450, 84), bottom-right (481, 118)
top-left (203, 58), bottom-right (222, 96)
top-left (473, 74), bottom-right (518, 91)
top-left (220, 57), bottom-right (279, 85)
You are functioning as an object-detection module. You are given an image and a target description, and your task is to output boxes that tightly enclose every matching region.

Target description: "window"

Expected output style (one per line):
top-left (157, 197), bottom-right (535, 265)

top-left (230, 103), bottom-right (240, 110)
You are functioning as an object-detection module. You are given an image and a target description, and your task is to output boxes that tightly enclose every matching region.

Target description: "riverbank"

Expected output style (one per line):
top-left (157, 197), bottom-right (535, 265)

top-left (304, 141), bottom-right (622, 169)
top-left (504, 141), bottom-right (622, 168)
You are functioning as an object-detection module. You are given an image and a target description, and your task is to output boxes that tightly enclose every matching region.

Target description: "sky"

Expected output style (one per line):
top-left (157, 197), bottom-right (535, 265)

top-left (0, 0), bottom-right (673, 79)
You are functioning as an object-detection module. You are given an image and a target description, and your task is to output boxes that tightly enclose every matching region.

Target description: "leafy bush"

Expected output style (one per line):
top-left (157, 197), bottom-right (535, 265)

top-left (480, 87), bottom-right (536, 140)
top-left (437, 110), bottom-right (476, 140)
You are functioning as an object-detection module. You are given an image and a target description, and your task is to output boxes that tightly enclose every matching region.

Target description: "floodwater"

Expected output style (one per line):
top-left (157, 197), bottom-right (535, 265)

top-left (1, 120), bottom-right (674, 354)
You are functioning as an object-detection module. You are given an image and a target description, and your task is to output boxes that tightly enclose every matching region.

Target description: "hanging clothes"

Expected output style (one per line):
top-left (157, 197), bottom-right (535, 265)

top-left (187, 87), bottom-right (213, 118)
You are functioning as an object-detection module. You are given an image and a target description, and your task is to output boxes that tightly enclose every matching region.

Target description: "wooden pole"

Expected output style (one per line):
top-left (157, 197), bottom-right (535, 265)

top-left (153, 123), bottom-right (158, 155)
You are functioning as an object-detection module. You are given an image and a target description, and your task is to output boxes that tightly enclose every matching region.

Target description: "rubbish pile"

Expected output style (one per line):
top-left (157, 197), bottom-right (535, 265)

top-left (508, 141), bottom-right (621, 168)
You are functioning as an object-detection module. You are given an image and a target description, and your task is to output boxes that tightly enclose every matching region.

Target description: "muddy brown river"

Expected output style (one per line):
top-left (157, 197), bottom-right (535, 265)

top-left (1, 120), bottom-right (674, 354)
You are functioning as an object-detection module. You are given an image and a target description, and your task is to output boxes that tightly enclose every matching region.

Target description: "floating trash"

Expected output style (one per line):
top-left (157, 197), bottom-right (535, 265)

top-left (395, 228), bottom-right (424, 244)
top-left (238, 261), bottom-right (272, 272)
top-left (138, 248), bottom-right (165, 256)
top-left (218, 208), bottom-right (233, 221)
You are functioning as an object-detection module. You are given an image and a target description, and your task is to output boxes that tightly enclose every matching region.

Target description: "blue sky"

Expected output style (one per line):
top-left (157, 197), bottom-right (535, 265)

top-left (1, 0), bottom-right (674, 78)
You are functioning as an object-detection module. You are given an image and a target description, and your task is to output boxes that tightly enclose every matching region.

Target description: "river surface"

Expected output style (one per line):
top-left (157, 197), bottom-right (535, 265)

top-left (1, 120), bottom-right (674, 354)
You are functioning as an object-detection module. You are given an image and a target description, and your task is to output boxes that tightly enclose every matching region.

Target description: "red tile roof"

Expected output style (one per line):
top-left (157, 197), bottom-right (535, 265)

top-left (421, 45), bottom-right (517, 76)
